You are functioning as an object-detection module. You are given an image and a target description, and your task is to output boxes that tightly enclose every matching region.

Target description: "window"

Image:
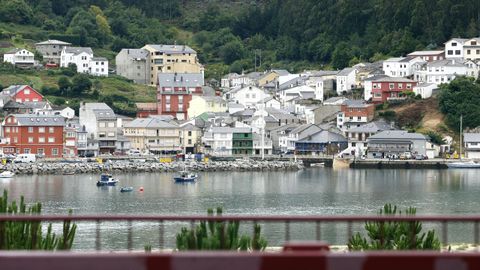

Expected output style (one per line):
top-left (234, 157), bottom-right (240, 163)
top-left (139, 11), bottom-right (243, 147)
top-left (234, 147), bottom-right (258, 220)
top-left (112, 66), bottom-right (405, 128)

top-left (374, 93), bottom-right (382, 98)
top-left (39, 137), bottom-right (45, 143)
top-left (28, 137), bottom-right (34, 143)
top-left (38, 148), bottom-right (44, 155)
top-left (24, 89), bottom-right (30, 94)
top-left (5, 127), bottom-right (10, 133)
top-left (178, 96), bottom-right (183, 104)
top-left (24, 149), bottom-right (30, 154)
top-left (108, 132), bottom-right (115, 137)
top-left (188, 139), bottom-right (192, 144)
top-left (398, 84), bottom-right (403, 89)
top-left (39, 127), bottom-right (45, 133)
top-left (467, 50), bottom-right (471, 55)
top-left (389, 83), bottom-right (394, 89)
top-left (108, 122), bottom-right (115, 128)
top-left (447, 50), bottom-right (453, 55)
top-left (48, 137), bottom-right (55, 143)
top-left (28, 127), bottom-right (33, 133)
top-left (165, 104), bottom-right (171, 112)
top-left (455, 50), bottom-right (461, 55)
top-left (99, 122), bottom-right (106, 128)
top-left (165, 95), bottom-right (171, 104)
top-left (52, 148), bottom-right (58, 156)
top-left (188, 131), bottom-right (192, 136)
top-left (406, 84), bottom-right (412, 89)
top-left (13, 137), bottom-right (18, 143)
top-left (49, 127), bottom-right (54, 133)
top-left (98, 133), bottom-right (106, 138)
top-left (452, 42), bottom-right (457, 46)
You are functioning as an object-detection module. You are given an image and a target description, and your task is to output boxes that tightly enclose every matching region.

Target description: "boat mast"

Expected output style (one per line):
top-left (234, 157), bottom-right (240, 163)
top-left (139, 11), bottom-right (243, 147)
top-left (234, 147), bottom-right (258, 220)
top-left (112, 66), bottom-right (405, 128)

top-left (460, 115), bottom-right (463, 159)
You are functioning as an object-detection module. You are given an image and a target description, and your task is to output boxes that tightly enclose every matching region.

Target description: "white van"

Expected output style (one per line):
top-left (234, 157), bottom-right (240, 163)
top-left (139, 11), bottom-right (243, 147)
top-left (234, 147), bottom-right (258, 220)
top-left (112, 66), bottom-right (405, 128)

top-left (13, 154), bottom-right (36, 163)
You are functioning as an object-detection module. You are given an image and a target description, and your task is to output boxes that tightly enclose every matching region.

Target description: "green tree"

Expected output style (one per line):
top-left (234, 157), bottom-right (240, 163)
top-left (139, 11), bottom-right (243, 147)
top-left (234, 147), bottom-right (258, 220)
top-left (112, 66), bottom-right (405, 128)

top-left (348, 204), bottom-right (440, 251)
top-left (220, 40), bottom-right (245, 65)
top-left (332, 42), bottom-right (353, 69)
top-left (58, 76), bottom-right (72, 96)
top-left (0, 0), bottom-right (33, 24)
top-left (71, 74), bottom-right (92, 96)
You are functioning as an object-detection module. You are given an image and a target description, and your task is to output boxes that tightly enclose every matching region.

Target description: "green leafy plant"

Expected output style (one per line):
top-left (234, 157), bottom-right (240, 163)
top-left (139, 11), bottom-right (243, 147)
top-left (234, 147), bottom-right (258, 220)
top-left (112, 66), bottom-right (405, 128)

top-left (176, 207), bottom-right (267, 251)
top-left (348, 204), bottom-right (440, 251)
top-left (0, 190), bottom-right (77, 250)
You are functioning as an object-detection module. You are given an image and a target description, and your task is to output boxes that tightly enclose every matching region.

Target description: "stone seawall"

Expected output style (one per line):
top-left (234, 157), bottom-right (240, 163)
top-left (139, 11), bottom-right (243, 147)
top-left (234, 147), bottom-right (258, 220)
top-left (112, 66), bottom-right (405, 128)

top-left (0, 160), bottom-right (304, 175)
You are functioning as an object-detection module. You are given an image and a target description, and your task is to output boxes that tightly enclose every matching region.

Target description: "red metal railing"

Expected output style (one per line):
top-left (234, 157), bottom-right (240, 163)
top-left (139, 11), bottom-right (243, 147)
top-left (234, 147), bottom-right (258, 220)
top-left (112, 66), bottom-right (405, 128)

top-left (1, 214), bottom-right (480, 251)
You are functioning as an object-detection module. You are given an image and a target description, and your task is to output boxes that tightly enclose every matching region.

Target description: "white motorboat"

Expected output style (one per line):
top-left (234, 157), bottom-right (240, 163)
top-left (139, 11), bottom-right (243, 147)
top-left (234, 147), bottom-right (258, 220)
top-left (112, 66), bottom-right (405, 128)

top-left (0, 171), bottom-right (15, 178)
top-left (447, 161), bottom-right (480, 168)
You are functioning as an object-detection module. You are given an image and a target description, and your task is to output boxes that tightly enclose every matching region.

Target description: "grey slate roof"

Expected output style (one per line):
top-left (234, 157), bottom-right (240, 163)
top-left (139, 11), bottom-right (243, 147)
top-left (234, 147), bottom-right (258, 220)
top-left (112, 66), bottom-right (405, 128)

top-left (124, 117), bottom-right (179, 129)
top-left (428, 59), bottom-right (466, 68)
top-left (119, 49), bottom-right (148, 60)
top-left (146, 44), bottom-right (196, 54)
top-left (211, 127), bottom-right (251, 133)
top-left (272, 69), bottom-right (290, 76)
top-left (347, 120), bottom-right (394, 133)
top-left (5, 48), bottom-right (24, 54)
top-left (364, 74), bottom-right (390, 81)
top-left (373, 77), bottom-right (416, 83)
top-left (91, 57), bottom-right (107, 61)
top-left (368, 130), bottom-right (427, 141)
top-left (337, 68), bottom-right (355, 76)
top-left (11, 114), bottom-right (65, 126)
top-left (64, 47), bottom-right (93, 55)
top-left (298, 130), bottom-right (347, 143)
top-left (35, 40), bottom-right (71, 46)
top-left (93, 109), bottom-right (116, 120)
top-left (342, 99), bottom-right (370, 108)
top-left (464, 133), bottom-right (480, 142)
top-left (182, 123), bottom-right (201, 131)
top-left (22, 101), bottom-right (49, 109)
top-left (158, 73), bottom-right (204, 87)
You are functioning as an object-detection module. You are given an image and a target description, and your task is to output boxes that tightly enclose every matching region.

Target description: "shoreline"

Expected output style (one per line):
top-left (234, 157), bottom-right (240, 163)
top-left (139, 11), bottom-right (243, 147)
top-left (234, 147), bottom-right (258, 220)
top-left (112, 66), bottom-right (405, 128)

top-left (0, 160), bottom-right (304, 175)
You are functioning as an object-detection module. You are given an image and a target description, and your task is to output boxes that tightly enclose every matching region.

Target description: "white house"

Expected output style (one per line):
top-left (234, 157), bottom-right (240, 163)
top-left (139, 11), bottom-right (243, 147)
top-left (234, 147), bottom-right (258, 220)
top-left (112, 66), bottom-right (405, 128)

top-left (60, 47), bottom-right (109, 77)
top-left (89, 57), bottom-right (108, 76)
top-left (256, 97), bottom-right (281, 110)
top-left (79, 102), bottom-right (118, 154)
top-left (225, 85), bottom-right (271, 108)
top-left (444, 38), bottom-right (468, 59)
top-left (413, 83), bottom-right (437, 99)
top-left (3, 48), bottom-right (35, 66)
top-left (336, 68), bottom-right (357, 94)
top-left (61, 47), bottom-right (93, 73)
top-left (383, 56), bottom-right (425, 78)
top-left (464, 133), bottom-right (480, 159)
top-left (414, 59), bottom-right (476, 86)
top-left (464, 38), bottom-right (480, 61)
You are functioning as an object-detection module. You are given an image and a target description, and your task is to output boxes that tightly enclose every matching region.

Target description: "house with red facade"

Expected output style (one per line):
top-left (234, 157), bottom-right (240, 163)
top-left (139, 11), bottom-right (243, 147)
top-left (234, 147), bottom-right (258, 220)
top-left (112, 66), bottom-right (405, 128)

top-left (371, 77), bottom-right (417, 103)
top-left (0, 85), bottom-right (43, 105)
top-left (2, 114), bottom-right (65, 157)
top-left (337, 100), bottom-right (375, 132)
top-left (156, 73), bottom-right (204, 120)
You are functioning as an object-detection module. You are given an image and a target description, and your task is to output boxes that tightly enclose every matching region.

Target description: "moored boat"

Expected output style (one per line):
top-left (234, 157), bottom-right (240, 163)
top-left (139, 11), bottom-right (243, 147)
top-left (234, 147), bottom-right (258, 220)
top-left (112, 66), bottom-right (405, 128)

top-left (120, 186), bottom-right (134, 192)
top-left (447, 161), bottom-right (480, 168)
top-left (174, 171), bottom-right (198, 182)
top-left (0, 171), bottom-right (15, 178)
top-left (96, 173), bottom-right (119, 186)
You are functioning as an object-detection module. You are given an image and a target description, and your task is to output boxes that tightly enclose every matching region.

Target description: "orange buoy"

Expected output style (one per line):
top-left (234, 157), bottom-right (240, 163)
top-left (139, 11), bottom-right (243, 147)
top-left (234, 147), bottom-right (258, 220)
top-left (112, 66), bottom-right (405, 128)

top-left (139, 187), bottom-right (144, 192)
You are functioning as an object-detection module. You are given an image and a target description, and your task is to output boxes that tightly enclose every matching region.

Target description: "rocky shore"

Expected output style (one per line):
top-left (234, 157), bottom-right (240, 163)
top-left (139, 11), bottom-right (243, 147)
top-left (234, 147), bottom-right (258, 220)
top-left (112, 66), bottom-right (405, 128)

top-left (0, 160), bottom-right (304, 175)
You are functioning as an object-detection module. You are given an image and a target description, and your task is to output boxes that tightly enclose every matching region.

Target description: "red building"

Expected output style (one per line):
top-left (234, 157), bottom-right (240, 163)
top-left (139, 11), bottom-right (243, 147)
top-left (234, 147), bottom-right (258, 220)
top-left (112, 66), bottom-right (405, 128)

top-left (3, 114), bottom-right (65, 157)
top-left (341, 100), bottom-right (375, 120)
top-left (156, 73), bottom-right (203, 120)
top-left (371, 77), bottom-right (417, 103)
top-left (0, 85), bottom-right (44, 103)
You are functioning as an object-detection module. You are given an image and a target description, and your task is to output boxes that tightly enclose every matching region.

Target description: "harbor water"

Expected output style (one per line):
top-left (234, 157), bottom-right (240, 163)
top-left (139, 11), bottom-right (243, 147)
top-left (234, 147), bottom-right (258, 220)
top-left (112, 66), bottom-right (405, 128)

top-left (0, 168), bottom-right (479, 250)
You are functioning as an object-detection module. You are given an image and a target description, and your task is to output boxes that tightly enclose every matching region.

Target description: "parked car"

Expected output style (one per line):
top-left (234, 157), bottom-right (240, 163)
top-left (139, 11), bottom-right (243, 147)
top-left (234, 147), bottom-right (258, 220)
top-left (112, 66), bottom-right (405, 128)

top-left (127, 149), bottom-right (141, 156)
top-left (415, 154), bottom-right (428, 160)
top-left (13, 154), bottom-right (36, 163)
top-left (399, 152), bottom-right (412, 160)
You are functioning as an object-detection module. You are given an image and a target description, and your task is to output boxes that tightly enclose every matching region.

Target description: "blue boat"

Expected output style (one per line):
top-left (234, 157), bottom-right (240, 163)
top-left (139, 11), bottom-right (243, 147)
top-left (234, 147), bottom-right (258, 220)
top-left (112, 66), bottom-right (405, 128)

top-left (120, 186), bottom-right (134, 192)
top-left (96, 174), bottom-right (119, 186)
top-left (174, 171), bottom-right (198, 182)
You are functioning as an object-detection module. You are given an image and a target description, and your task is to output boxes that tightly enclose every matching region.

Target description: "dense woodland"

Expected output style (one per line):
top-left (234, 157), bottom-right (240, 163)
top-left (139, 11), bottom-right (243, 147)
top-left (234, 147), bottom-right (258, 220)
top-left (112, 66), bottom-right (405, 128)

top-left (0, 0), bottom-right (479, 76)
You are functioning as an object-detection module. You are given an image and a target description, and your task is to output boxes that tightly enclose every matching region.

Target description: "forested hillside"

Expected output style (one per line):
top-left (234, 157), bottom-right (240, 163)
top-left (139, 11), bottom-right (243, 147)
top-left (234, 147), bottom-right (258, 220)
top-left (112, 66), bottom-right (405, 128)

top-left (1, 0), bottom-right (479, 77)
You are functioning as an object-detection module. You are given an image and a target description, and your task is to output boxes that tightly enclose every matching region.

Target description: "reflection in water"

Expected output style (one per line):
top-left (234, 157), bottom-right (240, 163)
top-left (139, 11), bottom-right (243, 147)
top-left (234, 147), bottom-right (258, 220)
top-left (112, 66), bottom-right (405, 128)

top-left (1, 168), bottom-right (480, 250)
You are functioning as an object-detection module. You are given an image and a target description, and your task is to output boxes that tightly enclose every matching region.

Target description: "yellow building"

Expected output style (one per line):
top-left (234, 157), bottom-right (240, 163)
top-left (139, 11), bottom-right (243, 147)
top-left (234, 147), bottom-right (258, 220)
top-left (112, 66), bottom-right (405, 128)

top-left (182, 124), bottom-right (202, 154)
top-left (123, 117), bottom-right (183, 153)
top-left (187, 96), bottom-right (227, 119)
top-left (142, 44), bottom-right (204, 85)
top-left (257, 70), bottom-right (290, 87)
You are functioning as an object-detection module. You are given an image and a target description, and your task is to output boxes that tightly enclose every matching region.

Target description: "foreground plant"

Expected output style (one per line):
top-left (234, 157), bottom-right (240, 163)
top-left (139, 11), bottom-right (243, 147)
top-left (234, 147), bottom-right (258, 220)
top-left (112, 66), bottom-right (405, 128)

top-left (0, 190), bottom-right (77, 250)
top-left (176, 207), bottom-right (267, 251)
top-left (348, 204), bottom-right (440, 251)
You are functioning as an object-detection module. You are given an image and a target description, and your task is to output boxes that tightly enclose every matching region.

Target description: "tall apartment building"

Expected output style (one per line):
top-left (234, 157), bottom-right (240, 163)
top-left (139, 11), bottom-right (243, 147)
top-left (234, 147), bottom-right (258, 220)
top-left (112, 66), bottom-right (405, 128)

top-left (142, 44), bottom-right (203, 85)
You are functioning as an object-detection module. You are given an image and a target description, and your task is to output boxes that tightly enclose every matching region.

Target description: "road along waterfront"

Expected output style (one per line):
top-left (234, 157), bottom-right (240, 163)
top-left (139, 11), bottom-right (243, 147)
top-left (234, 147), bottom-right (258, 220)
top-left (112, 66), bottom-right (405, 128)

top-left (0, 167), bottom-right (479, 250)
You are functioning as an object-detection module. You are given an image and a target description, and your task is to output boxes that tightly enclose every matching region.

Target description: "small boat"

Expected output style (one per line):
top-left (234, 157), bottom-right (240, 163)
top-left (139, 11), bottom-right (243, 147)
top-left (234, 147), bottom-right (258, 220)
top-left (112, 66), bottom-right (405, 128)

top-left (96, 173), bottom-right (119, 186)
top-left (174, 171), bottom-right (198, 182)
top-left (0, 171), bottom-right (14, 178)
top-left (120, 187), bottom-right (134, 192)
top-left (63, 171), bottom-right (75, 175)
top-left (447, 161), bottom-right (480, 168)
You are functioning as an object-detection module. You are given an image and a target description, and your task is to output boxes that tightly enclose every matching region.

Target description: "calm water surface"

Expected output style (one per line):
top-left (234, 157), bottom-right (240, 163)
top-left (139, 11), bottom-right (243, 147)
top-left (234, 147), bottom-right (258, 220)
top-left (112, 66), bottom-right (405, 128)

top-left (0, 168), bottom-right (478, 250)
